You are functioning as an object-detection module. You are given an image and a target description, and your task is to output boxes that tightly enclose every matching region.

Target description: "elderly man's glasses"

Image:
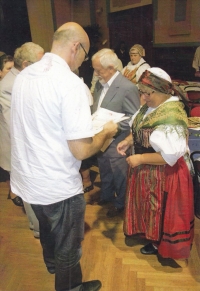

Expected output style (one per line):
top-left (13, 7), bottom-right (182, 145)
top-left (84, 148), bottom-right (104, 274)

top-left (138, 89), bottom-right (154, 96)
top-left (80, 43), bottom-right (89, 61)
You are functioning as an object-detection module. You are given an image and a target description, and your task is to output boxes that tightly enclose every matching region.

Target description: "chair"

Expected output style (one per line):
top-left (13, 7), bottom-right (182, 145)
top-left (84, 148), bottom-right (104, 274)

top-left (185, 90), bottom-right (200, 116)
top-left (190, 106), bottom-right (200, 117)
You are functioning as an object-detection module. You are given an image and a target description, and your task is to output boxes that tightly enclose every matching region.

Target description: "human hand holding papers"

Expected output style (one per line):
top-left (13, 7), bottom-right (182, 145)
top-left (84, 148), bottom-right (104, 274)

top-left (92, 108), bottom-right (129, 134)
top-left (92, 108), bottom-right (130, 152)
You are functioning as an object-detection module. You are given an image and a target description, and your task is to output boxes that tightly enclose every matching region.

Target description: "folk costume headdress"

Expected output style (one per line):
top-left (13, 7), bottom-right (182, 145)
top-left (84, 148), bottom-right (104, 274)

top-left (138, 67), bottom-right (187, 101)
top-left (129, 44), bottom-right (145, 57)
top-left (135, 68), bottom-right (188, 138)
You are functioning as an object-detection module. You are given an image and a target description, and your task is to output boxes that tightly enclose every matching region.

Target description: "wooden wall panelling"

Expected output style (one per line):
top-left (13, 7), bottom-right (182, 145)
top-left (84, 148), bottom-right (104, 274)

top-left (154, 0), bottom-right (200, 46)
top-left (52, 0), bottom-right (71, 29)
top-left (168, 0), bottom-right (192, 36)
top-left (26, 0), bottom-right (54, 52)
top-left (110, 0), bottom-right (152, 13)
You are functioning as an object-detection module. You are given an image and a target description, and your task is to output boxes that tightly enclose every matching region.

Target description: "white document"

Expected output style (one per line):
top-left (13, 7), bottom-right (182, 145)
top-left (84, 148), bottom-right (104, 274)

top-left (92, 107), bottom-right (129, 134)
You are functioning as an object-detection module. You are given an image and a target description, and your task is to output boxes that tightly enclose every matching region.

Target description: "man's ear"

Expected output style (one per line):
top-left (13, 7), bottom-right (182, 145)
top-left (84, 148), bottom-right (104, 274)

top-left (21, 60), bottom-right (30, 69)
top-left (72, 42), bottom-right (80, 56)
top-left (108, 65), bottom-right (115, 72)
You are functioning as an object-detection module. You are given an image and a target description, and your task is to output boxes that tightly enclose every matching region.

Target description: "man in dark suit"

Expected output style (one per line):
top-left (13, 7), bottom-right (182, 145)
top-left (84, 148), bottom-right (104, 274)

top-left (92, 48), bottom-right (140, 217)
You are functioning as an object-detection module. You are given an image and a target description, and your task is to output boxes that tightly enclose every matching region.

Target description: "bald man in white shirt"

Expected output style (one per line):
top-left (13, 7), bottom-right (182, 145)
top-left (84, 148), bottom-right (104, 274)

top-left (11, 22), bottom-right (117, 291)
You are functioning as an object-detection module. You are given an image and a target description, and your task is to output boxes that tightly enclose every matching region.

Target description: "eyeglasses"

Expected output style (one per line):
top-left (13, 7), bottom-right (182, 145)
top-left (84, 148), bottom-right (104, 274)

top-left (80, 43), bottom-right (89, 61)
top-left (138, 89), bottom-right (154, 96)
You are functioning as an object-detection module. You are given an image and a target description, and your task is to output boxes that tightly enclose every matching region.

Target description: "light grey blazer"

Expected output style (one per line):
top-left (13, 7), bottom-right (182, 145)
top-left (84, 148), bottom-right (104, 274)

top-left (0, 67), bottom-right (19, 171)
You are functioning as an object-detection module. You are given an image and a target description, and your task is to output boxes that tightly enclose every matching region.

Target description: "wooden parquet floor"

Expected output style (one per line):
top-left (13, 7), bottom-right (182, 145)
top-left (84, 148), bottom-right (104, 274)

top-left (0, 166), bottom-right (200, 291)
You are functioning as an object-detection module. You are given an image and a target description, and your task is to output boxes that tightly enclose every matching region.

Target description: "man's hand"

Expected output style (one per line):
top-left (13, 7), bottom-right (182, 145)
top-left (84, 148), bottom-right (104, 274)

top-left (102, 120), bottom-right (118, 138)
top-left (68, 121), bottom-right (117, 160)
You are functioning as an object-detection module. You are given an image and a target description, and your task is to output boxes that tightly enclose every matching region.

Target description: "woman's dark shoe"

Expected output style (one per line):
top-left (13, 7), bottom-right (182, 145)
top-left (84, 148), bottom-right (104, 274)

top-left (84, 184), bottom-right (94, 193)
top-left (140, 243), bottom-right (158, 255)
top-left (7, 191), bottom-right (23, 207)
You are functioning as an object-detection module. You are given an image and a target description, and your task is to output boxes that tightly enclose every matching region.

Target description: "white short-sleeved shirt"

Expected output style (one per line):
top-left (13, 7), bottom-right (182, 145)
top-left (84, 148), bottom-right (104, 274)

top-left (10, 53), bottom-right (94, 205)
top-left (130, 97), bottom-right (189, 166)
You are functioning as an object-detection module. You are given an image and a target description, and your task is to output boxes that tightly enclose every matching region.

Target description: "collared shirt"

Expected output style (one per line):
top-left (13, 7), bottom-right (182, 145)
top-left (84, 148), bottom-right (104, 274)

top-left (97, 71), bottom-right (119, 109)
top-left (10, 53), bottom-right (94, 205)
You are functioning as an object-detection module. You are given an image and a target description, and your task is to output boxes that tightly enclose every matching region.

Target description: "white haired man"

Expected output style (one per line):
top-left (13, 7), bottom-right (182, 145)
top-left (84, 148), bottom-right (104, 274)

top-left (92, 48), bottom-right (140, 217)
top-left (0, 42), bottom-right (44, 237)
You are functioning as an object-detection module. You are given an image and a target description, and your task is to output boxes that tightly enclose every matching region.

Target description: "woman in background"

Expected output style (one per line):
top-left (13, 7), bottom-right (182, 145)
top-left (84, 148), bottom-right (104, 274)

top-left (122, 44), bottom-right (150, 105)
top-left (122, 44), bottom-right (150, 84)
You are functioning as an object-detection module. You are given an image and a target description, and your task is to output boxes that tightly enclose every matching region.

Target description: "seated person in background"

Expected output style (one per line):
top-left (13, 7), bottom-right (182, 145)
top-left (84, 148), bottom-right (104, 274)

top-left (117, 67), bottom-right (194, 261)
top-left (192, 46), bottom-right (200, 78)
top-left (122, 44), bottom-right (150, 84)
top-left (0, 54), bottom-right (14, 80)
top-left (122, 44), bottom-right (150, 105)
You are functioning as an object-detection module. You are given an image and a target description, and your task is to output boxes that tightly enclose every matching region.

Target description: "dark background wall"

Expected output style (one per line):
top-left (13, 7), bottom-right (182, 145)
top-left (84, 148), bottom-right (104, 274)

top-left (0, 0), bottom-right (31, 55)
top-left (108, 5), bottom-right (197, 81)
top-left (153, 46), bottom-right (197, 81)
top-left (109, 5), bottom-right (153, 67)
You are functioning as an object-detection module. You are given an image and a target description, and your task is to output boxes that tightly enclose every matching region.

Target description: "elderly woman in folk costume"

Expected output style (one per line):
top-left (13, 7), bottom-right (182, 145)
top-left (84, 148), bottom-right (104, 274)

top-left (117, 67), bottom-right (194, 261)
top-left (121, 44), bottom-right (150, 84)
top-left (122, 44), bottom-right (150, 105)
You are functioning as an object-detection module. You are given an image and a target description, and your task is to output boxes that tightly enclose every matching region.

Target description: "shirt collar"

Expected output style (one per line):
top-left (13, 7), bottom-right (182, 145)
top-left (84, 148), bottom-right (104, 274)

top-left (44, 52), bottom-right (70, 69)
top-left (103, 71), bottom-right (119, 88)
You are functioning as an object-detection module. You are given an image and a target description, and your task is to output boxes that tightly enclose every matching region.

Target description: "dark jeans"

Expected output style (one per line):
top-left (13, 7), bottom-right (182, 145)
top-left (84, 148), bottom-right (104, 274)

top-left (0, 167), bottom-right (10, 182)
top-left (31, 194), bottom-right (86, 291)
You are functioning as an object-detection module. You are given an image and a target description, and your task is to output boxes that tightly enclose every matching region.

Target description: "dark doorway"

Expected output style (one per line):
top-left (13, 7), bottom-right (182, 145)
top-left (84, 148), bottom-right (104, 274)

top-left (108, 5), bottom-right (153, 67)
top-left (0, 0), bottom-right (31, 55)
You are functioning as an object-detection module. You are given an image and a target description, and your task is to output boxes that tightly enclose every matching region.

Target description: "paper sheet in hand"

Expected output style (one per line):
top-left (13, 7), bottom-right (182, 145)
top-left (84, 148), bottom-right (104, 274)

top-left (92, 108), bottom-right (129, 134)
